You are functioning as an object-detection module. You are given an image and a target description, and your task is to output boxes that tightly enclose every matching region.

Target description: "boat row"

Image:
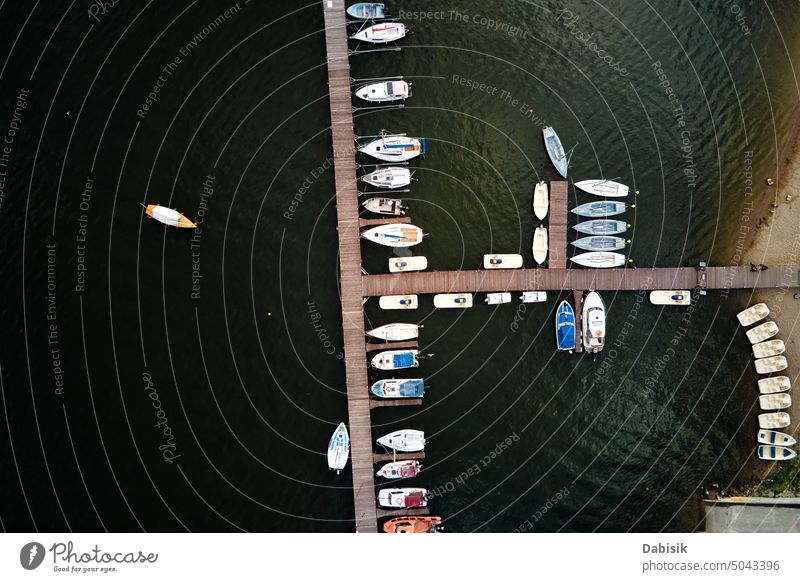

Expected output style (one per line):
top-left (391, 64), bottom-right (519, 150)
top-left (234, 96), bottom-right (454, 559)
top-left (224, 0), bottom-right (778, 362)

top-left (377, 291), bottom-right (549, 310)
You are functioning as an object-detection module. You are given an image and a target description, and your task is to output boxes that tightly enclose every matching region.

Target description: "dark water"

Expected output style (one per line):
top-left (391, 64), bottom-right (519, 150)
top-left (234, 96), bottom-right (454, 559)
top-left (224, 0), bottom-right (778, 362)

top-left (1, 1), bottom-right (799, 532)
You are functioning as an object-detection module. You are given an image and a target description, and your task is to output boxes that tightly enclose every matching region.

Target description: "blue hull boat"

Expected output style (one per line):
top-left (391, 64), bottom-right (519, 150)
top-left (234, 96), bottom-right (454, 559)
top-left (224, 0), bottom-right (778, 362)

top-left (555, 300), bottom-right (576, 352)
top-left (347, 3), bottom-right (385, 19)
top-left (572, 201), bottom-right (626, 218)
top-left (370, 379), bottom-right (425, 399)
top-left (571, 236), bottom-right (626, 251)
top-left (573, 220), bottom-right (628, 235)
top-left (543, 126), bottom-right (569, 178)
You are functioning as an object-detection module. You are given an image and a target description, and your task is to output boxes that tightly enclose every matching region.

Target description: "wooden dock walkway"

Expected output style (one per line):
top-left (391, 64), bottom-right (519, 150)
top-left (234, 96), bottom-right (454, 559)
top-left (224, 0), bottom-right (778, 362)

top-left (370, 398), bottom-right (424, 409)
top-left (359, 216), bottom-right (411, 228)
top-left (365, 340), bottom-right (418, 353)
top-left (548, 181), bottom-right (568, 269)
top-left (572, 290), bottom-right (583, 353)
top-left (374, 451), bottom-right (426, 463)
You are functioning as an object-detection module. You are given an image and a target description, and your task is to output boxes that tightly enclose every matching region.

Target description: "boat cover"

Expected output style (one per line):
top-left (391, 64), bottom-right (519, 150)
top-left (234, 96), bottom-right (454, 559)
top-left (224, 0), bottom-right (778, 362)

top-left (393, 353), bottom-right (414, 368)
top-left (398, 380), bottom-right (424, 396)
top-left (152, 206), bottom-right (181, 224)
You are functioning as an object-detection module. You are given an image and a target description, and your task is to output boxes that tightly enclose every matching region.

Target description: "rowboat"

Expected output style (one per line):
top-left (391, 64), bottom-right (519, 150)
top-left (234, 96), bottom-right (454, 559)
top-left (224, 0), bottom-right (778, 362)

top-left (520, 291), bottom-right (547, 303)
top-left (366, 323), bottom-right (419, 341)
top-left (433, 293), bottom-right (473, 308)
top-left (350, 22), bottom-right (407, 44)
top-left (143, 204), bottom-right (196, 228)
top-left (378, 488), bottom-right (427, 508)
top-left (752, 339), bottom-right (785, 359)
top-left (573, 220), bottom-right (628, 235)
top-left (758, 429), bottom-right (797, 447)
top-left (361, 224), bottom-right (423, 247)
top-left (649, 291), bottom-right (691, 306)
top-left (737, 303), bottom-right (769, 326)
top-left (759, 412), bottom-right (791, 429)
top-left (376, 460), bottom-right (421, 479)
top-left (383, 516), bottom-right (443, 533)
top-left (572, 201), bottom-right (627, 218)
top-left (371, 349), bottom-right (419, 370)
top-left (483, 254), bottom-right (523, 269)
top-left (759, 393), bottom-right (791, 410)
top-left (389, 256), bottom-right (427, 272)
top-left (758, 376), bottom-right (791, 394)
top-left (574, 179), bottom-right (629, 198)
top-left (327, 422), bottom-right (350, 474)
top-left (758, 445), bottom-right (797, 461)
top-left (746, 321), bottom-right (779, 344)
top-left (533, 181), bottom-right (549, 219)
top-left (572, 236), bottom-right (626, 251)
top-left (362, 197), bottom-right (405, 215)
top-left (555, 300), bottom-right (576, 352)
top-left (346, 3), bottom-right (385, 19)
top-left (542, 126), bottom-right (569, 178)
top-left (485, 292), bottom-right (511, 305)
top-left (754, 356), bottom-right (787, 374)
top-left (355, 80), bottom-right (411, 103)
top-left (370, 378), bottom-right (425, 398)
top-left (358, 133), bottom-right (425, 162)
top-left (570, 251), bottom-right (625, 268)
top-left (361, 167), bottom-right (412, 189)
top-left (376, 429), bottom-right (425, 452)
top-left (582, 291), bottom-right (605, 355)
top-left (378, 295), bottom-right (418, 310)
top-left (532, 226), bottom-right (548, 265)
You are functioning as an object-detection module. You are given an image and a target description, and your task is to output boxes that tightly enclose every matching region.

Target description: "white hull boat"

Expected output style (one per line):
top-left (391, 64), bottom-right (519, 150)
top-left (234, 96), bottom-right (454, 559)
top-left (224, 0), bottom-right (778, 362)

top-left (758, 376), bottom-right (791, 394)
top-left (570, 251), bottom-right (625, 268)
top-left (484, 254), bottom-right (523, 269)
top-left (746, 321), bottom-right (778, 344)
top-left (144, 204), bottom-right (196, 228)
top-left (532, 226), bottom-right (548, 265)
top-left (355, 80), bottom-right (411, 103)
top-left (376, 460), bottom-right (421, 479)
top-left (361, 167), bottom-right (412, 189)
top-left (572, 236), bottom-right (626, 251)
top-left (573, 219), bottom-right (628, 235)
top-left (389, 256), bottom-right (427, 272)
top-left (361, 223), bottom-right (423, 247)
top-left (533, 181), bottom-right (549, 220)
top-left (759, 393), bottom-right (791, 410)
top-left (485, 292), bottom-right (511, 305)
top-left (379, 295), bottom-right (418, 310)
top-left (350, 22), bottom-right (407, 44)
top-left (753, 339), bottom-right (785, 359)
top-left (759, 412), bottom-right (791, 429)
top-left (543, 126), bottom-right (569, 178)
top-left (366, 323), bottom-right (419, 341)
top-left (433, 293), bottom-right (473, 308)
top-left (754, 355), bottom-right (787, 374)
top-left (377, 429), bottom-right (425, 452)
top-left (737, 303), bottom-right (769, 326)
top-left (378, 488), bottom-right (427, 508)
top-left (371, 349), bottom-right (419, 370)
top-left (346, 3), bottom-right (385, 19)
top-left (649, 291), bottom-right (691, 306)
top-left (575, 179), bottom-right (629, 198)
top-left (358, 133), bottom-right (425, 162)
top-left (582, 291), bottom-right (606, 354)
top-left (758, 429), bottom-right (797, 447)
top-left (520, 291), bottom-right (547, 303)
top-left (362, 197), bottom-right (405, 215)
top-left (758, 445), bottom-right (797, 461)
top-left (572, 201), bottom-right (627, 217)
top-left (327, 422), bottom-right (350, 474)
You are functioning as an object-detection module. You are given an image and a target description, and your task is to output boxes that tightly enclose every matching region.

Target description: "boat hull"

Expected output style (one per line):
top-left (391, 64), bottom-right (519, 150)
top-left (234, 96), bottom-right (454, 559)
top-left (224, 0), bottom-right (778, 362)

top-left (570, 251), bottom-right (625, 268)
top-left (376, 430), bottom-right (425, 452)
top-left (754, 355), bottom-right (787, 374)
top-left (362, 197), bottom-right (405, 215)
top-left (361, 224), bottom-right (423, 247)
top-left (370, 379), bottom-right (425, 398)
top-left (351, 22), bottom-right (406, 44)
top-left (144, 204), bottom-right (196, 228)
top-left (543, 127), bottom-right (568, 178)
top-left (759, 393), bottom-right (791, 410)
top-left (555, 300), bottom-right (576, 351)
top-left (752, 339), bottom-right (785, 358)
top-left (572, 201), bottom-right (626, 217)
top-left (758, 445), bottom-right (797, 461)
top-left (376, 460), bottom-right (421, 479)
top-left (737, 303), bottom-right (769, 326)
top-left (327, 423), bottom-right (350, 472)
top-left (371, 349), bottom-right (419, 370)
top-left (389, 256), bottom-right (427, 272)
top-left (358, 134), bottom-right (424, 162)
top-left (533, 181), bottom-right (549, 219)
top-left (383, 516), bottom-right (442, 533)
top-left (758, 376), bottom-right (791, 394)
top-left (378, 295), bottom-right (418, 310)
top-left (649, 290), bottom-right (691, 305)
top-left (758, 429), bottom-right (797, 446)
top-left (532, 226), bottom-right (548, 265)
top-left (483, 254), bottom-right (523, 269)
top-left (346, 3), bottom-right (385, 19)
top-left (433, 293), bottom-right (473, 308)
top-left (582, 291), bottom-right (605, 353)
top-left (573, 220), bottom-right (628, 235)
top-left (746, 321), bottom-right (779, 344)
top-left (366, 323), bottom-right (419, 341)
top-left (520, 291), bottom-right (547, 303)
top-left (485, 292), bottom-right (511, 305)
top-left (572, 236), bottom-right (625, 251)
top-left (361, 167), bottom-right (412, 189)
top-left (377, 488), bottom-right (427, 508)
top-left (575, 179), bottom-right (629, 198)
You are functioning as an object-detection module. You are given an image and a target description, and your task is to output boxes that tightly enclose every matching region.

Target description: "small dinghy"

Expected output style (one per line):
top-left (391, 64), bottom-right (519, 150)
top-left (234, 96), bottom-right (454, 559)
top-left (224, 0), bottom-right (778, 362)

top-left (759, 393), bottom-right (791, 410)
top-left (543, 126), bottom-right (569, 178)
top-left (376, 460), bottom-right (421, 479)
top-left (758, 445), bottom-right (797, 461)
top-left (572, 236), bottom-right (626, 251)
top-left (433, 293), bottom-right (473, 308)
top-left (582, 291), bottom-right (605, 355)
top-left (746, 321), bottom-right (779, 344)
top-left (758, 429), bottom-right (797, 447)
top-left (572, 201), bottom-right (627, 218)
top-left (358, 133), bottom-right (425, 162)
top-left (575, 179), bottom-right (629, 198)
top-left (143, 204), bottom-right (196, 228)
top-left (350, 22), bottom-right (407, 44)
top-left (371, 349), bottom-right (419, 370)
top-left (555, 300), bottom-right (576, 352)
top-left (346, 2), bottom-right (385, 19)
top-left (532, 226), bottom-right (548, 265)
top-left (570, 251), bottom-right (625, 268)
top-left (737, 303), bottom-right (769, 326)
top-left (377, 429), bottom-right (425, 452)
top-left (753, 339), bottom-right (785, 359)
top-left (485, 292), bottom-right (511, 305)
top-left (754, 355), bottom-right (788, 374)
top-left (378, 488), bottom-right (427, 508)
top-left (366, 323), bottom-right (418, 341)
top-left (355, 80), bottom-right (411, 103)
top-left (649, 291), bottom-right (691, 306)
top-left (383, 516), bottom-right (443, 533)
top-left (759, 412), bottom-right (791, 429)
top-left (378, 295), bottom-right (418, 310)
top-left (327, 422), bottom-right (350, 474)
top-left (389, 256), bottom-right (427, 272)
top-left (483, 254), bottom-right (523, 269)
top-left (758, 376), bottom-right (791, 394)
top-left (361, 223), bottom-right (423, 247)
top-left (521, 291), bottom-right (547, 303)
top-left (574, 219), bottom-right (628, 235)
top-left (370, 378), bottom-right (425, 399)
top-left (361, 166), bottom-right (412, 189)
top-left (362, 197), bottom-right (406, 215)
top-left (533, 181), bottom-right (549, 219)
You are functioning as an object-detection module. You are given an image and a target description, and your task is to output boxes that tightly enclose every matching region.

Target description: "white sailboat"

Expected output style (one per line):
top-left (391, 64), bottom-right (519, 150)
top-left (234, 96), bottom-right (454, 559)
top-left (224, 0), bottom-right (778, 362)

top-left (376, 429), bottom-right (425, 452)
top-left (533, 181), bottom-right (549, 220)
top-left (366, 323), bottom-right (419, 341)
top-left (361, 223), bottom-right (423, 247)
top-left (361, 167), bottom-right (412, 189)
top-left (570, 251), bottom-right (625, 268)
top-left (532, 226), bottom-right (548, 265)
top-left (350, 22), bottom-right (407, 44)
top-left (358, 133), bottom-right (425, 162)
top-left (582, 291), bottom-right (605, 354)
top-left (327, 422), bottom-right (350, 474)
top-left (574, 179), bottom-right (629, 198)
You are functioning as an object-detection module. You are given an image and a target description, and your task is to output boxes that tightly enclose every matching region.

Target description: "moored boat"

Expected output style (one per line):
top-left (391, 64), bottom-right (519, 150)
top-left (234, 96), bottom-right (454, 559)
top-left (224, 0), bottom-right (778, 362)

top-left (752, 339), bottom-right (785, 359)
top-left (746, 321), bottom-right (779, 344)
top-left (555, 300), bottom-right (576, 352)
top-left (575, 179), bottom-right (629, 198)
top-left (572, 201), bottom-right (627, 217)
top-left (758, 376), bottom-right (791, 394)
top-left (758, 429), bottom-right (797, 447)
top-left (737, 303), bottom-right (769, 326)
top-left (378, 295), bottom-right (418, 310)
top-left (582, 291), bottom-right (605, 355)
top-left (355, 80), bottom-right (411, 103)
top-left (649, 290), bottom-right (691, 306)
top-left (573, 219), bottom-right (628, 235)
top-left (572, 236), bottom-right (626, 251)
top-left (376, 429), bottom-right (425, 452)
top-left (754, 355), bottom-right (787, 374)
top-left (542, 126), bottom-right (569, 178)
top-left (327, 422), bottom-right (350, 474)
top-left (358, 133), bottom-right (425, 162)
top-left (483, 254), bottom-right (523, 269)
top-left (143, 204), bottom-right (196, 228)
top-left (758, 445), bottom-right (797, 461)
top-left (346, 2), bottom-right (385, 19)
top-left (361, 223), bottom-right (423, 247)
top-left (485, 292), bottom-right (511, 305)
top-left (371, 349), bottom-right (419, 370)
top-left (376, 460), bottom-right (421, 479)
top-left (366, 323), bottom-right (418, 341)
top-left (759, 393), bottom-right (791, 410)
top-left (759, 412), bottom-right (791, 429)
top-left (362, 197), bottom-right (406, 215)
top-left (520, 291), bottom-right (547, 303)
top-left (532, 226), bottom-right (548, 265)
top-left (383, 516), bottom-right (443, 533)
top-left (361, 166), bottom-right (412, 189)
top-left (533, 181), bottom-right (549, 219)
top-left (350, 22), bottom-right (407, 44)
top-left (433, 293), bottom-right (473, 308)
top-left (570, 251), bottom-right (625, 268)
top-left (370, 378), bottom-right (425, 399)
top-left (389, 256), bottom-right (427, 272)
top-left (378, 488), bottom-right (427, 508)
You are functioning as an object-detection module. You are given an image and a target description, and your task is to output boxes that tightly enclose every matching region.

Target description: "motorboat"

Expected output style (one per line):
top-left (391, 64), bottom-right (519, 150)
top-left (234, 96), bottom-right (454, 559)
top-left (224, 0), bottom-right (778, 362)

top-left (366, 323), bottom-right (419, 341)
top-left (758, 429), bottom-right (797, 447)
top-left (532, 226), bottom-right (548, 265)
top-left (376, 429), bottom-right (425, 452)
top-left (358, 133), bottom-right (425, 162)
top-left (573, 220), bottom-right (628, 235)
top-left (570, 252), bottom-right (625, 268)
top-left (520, 291), bottom-right (547, 303)
top-left (389, 256), bottom-right (427, 272)
top-left (574, 179), bottom-right (629, 198)
top-left (433, 293), bottom-right (473, 308)
top-left (346, 2), bottom-right (385, 19)
top-left (378, 295), bottom-right (418, 310)
top-left (759, 412), bottom-right (790, 429)
top-left (361, 223), bottom-right (423, 247)
top-left (485, 292), bottom-right (511, 305)
top-left (752, 339), bottom-right (785, 359)
top-left (533, 181), bottom-right (549, 219)
top-left (759, 393), bottom-right (791, 410)
top-left (758, 376), bottom-right (791, 394)
top-left (754, 355), bottom-right (787, 374)
top-left (370, 378), bottom-right (425, 399)
top-left (378, 488), bottom-right (427, 508)
top-left (362, 197), bottom-right (406, 215)
top-left (582, 291), bottom-right (605, 354)
top-left (361, 166), bottom-right (412, 189)
top-left (555, 300), bottom-right (576, 352)
top-left (483, 254), bottom-right (523, 269)
top-left (746, 321), bottom-right (779, 344)
top-left (376, 460), bottom-right (421, 479)
top-left (572, 201), bottom-right (627, 218)
top-left (649, 291), bottom-right (691, 306)
top-left (350, 22), bottom-right (407, 44)
top-left (383, 516), bottom-right (443, 533)
top-left (355, 80), bottom-right (411, 103)
top-left (572, 236), bottom-right (626, 251)
top-left (737, 303), bottom-right (769, 326)
top-left (542, 126), bottom-right (569, 178)
top-left (143, 204), bottom-right (196, 228)
top-left (327, 422), bottom-right (350, 474)
top-left (758, 445), bottom-right (797, 461)
top-left (371, 349), bottom-right (419, 370)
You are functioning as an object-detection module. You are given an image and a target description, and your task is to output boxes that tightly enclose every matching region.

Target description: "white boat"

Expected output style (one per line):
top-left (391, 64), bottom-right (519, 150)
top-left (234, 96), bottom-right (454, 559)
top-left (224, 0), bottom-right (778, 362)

top-left (752, 339), bottom-right (785, 359)
top-left (520, 291), bottom-right (547, 303)
top-left (371, 349), bottom-right (419, 370)
top-left (574, 219), bottom-right (628, 235)
top-left (575, 179), bottom-right (629, 198)
top-left (389, 256), bottom-right (427, 272)
top-left (759, 412), bottom-right (791, 429)
top-left (327, 422), bottom-right (350, 474)
top-left (362, 197), bottom-right (405, 215)
top-left (754, 355), bottom-right (787, 374)
top-left (346, 3), bottom-right (385, 19)
top-left (649, 290), bottom-right (691, 306)
top-left (433, 293), bottom-right (473, 308)
top-left (361, 223), bottom-right (423, 247)
top-left (759, 393), bottom-right (792, 410)
top-left (532, 226), bottom-right (548, 265)
top-left (533, 181), bottom-right (549, 220)
top-left (378, 488), bottom-right (427, 508)
top-left (758, 429), bottom-right (797, 447)
top-left (483, 254), bottom-right (523, 269)
top-left (746, 321), bottom-right (779, 344)
top-left (355, 80), bottom-right (411, 103)
top-left (758, 445), bottom-right (798, 461)
top-left (572, 236), bottom-right (626, 252)
top-left (376, 460), bottom-right (421, 479)
top-left (758, 376), bottom-right (791, 394)
top-left (361, 167), bottom-right (412, 189)
top-left (485, 292), bottom-right (511, 305)
top-left (366, 323), bottom-right (419, 341)
top-left (378, 295), bottom-right (418, 310)
top-left (358, 133), bottom-right (425, 162)
top-left (570, 251), bottom-right (625, 268)
top-left (543, 126), bottom-right (569, 178)
top-left (376, 429), bottom-right (425, 452)
top-left (582, 291), bottom-right (605, 354)
top-left (350, 22), bottom-right (407, 44)
top-left (143, 204), bottom-right (196, 228)
top-left (737, 303), bottom-right (769, 326)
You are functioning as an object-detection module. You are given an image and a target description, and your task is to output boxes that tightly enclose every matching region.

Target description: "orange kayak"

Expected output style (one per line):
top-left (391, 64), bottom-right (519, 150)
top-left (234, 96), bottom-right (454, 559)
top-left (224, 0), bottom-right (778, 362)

top-left (383, 516), bottom-right (442, 533)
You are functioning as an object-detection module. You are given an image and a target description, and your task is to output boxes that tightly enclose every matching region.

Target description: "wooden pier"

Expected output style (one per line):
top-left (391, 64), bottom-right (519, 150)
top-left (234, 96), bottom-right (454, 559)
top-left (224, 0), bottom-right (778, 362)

top-left (548, 181), bottom-right (568, 269)
top-left (365, 340), bottom-right (418, 353)
top-left (359, 216), bottom-right (412, 228)
top-left (572, 290), bottom-right (583, 354)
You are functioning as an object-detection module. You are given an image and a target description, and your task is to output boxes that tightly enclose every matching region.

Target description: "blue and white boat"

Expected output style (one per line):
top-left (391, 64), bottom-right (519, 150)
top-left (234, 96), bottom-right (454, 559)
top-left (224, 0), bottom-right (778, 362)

top-left (555, 300), bottom-right (576, 352)
top-left (347, 3), bottom-right (385, 20)
top-left (572, 236), bottom-right (626, 251)
top-left (371, 349), bottom-right (419, 370)
top-left (370, 378), bottom-right (425, 399)
top-left (358, 132), bottom-right (426, 162)
top-left (572, 201), bottom-right (627, 218)
top-left (573, 220), bottom-right (628, 235)
top-left (543, 126), bottom-right (570, 178)
top-left (758, 445), bottom-right (797, 461)
top-left (327, 422), bottom-right (350, 474)
top-left (758, 429), bottom-right (796, 447)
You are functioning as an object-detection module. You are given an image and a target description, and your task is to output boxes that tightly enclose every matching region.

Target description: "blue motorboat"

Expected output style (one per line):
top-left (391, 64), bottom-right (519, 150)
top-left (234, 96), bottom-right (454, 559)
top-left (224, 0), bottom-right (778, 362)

top-left (371, 349), bottom-right (419, 370)
top-left (347, 3), bottom-right (385, 19)
top-left (571, 235), bottom-right (626, 251)
top-left (571, 201), bottom-right (627, 218)
top-left (555, 300), bottom-right (576, 352)
top-left (370, 379), bottom-right (425, 399)
top-left (573, 220), bottom-right (628, 235)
